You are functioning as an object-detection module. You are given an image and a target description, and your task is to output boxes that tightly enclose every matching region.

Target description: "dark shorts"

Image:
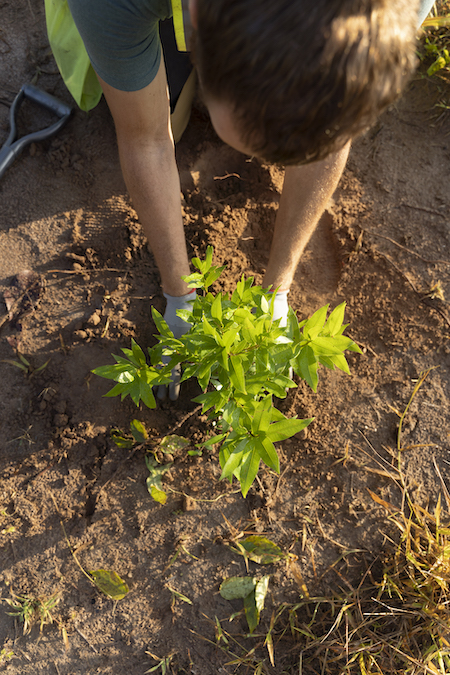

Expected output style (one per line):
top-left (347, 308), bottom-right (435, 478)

top-left (67, 0), bottom-right (192, 110)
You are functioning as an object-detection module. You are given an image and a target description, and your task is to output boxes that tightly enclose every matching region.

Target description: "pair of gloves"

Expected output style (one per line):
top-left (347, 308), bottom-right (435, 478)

top-left (157, 289), bottom-right (290, 401)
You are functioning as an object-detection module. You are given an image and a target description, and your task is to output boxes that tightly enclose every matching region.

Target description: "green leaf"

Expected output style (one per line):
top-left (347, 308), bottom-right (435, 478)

top-left (210, 293), bottom-right (223, 322)
top-left (310, 336), bottom-right (355, 356)
top-left (130, 419), bottom-right (148, 443)
top-left (150, 485), bottom-right (167, 504)
top-left (229, 355), bottom-right (246, 393)
top-left (239, 443), bottom-right (261, 497)
top-left (255, 575), bottom-right (270, 613)
top-left (110, 429), bottom-right (134, 448)
top-left (218, 347), bottom-right (229, 371)
top-left (255, 436), bottom-right (280, 473)
top-left (324, 302), bottom-right (346, 336)
top-left (88, 569), bottom-right (129, 600)
top-left (238, 537), bottom-right (285, 565)
top-left (266, 417), bottom-right (314, 443)
top-left (151, 308), bottom-right (174, 338)
top-left (220, 438), bottom-right (248, 480)
top-left (103, 382), bottom-right (129, 399)
top-left (3, 359), bottom-right (29, 372)
top-left (302, 304), bottom-right (329, 340)
top-left (327, 353), bottom-right (351, 375)
top-left (193, 390), bottom-right (225, 413)
top-left (160, 435), bottom-right (189, 453)
top-left (92, 362), bottom-right (135, 382)
top-left (294, 345), bottom-right (319, 391)
top-left (204, 266), bottom-right (226, 289)
top-left (199, 433), bottom-right (227, 447)
top-left (167, 585), bottom-right (193, 605)
top-left (205, 244), bottom-right (213, 270)
top-left (244, 590), bottom-right (259, 633)
top-left (139, 375), bottom-right (157, 409)
top-left (220, 327), bottom-right (238, 351)
top-left (428, 56), bottom-right (447, 76)
top-left (251, 396), bottom-right (272, 435)
top-left (219, 576), bottom-right (256, 600)
top-left (145, 455), bottom-right (172, 504)
top-left (181, 271), bottom-right (204, 289)
top-left (131, 339), bottom-right (147, 366)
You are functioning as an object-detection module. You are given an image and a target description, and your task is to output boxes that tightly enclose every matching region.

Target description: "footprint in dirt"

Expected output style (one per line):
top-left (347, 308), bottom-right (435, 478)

top-left (292, 211), bottom-right (342, 316)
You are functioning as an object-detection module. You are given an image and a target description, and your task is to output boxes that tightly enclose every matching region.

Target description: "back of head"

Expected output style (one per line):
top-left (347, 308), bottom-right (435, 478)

top-left (195, 0), bottom-right (420, 164)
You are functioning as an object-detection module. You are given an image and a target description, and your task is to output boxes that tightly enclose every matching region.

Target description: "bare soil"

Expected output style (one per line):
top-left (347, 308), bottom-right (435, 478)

top-left (1, 2), bottom-right (450, 673)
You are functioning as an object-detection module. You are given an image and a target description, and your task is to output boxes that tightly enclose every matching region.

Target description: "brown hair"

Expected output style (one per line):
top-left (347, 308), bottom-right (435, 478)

top-left (194, 0), bottom-right (419, 165)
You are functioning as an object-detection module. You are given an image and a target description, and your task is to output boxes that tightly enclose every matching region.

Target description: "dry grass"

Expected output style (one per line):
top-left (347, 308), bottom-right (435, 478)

top-left (206, 371), bottom-right (450, 674)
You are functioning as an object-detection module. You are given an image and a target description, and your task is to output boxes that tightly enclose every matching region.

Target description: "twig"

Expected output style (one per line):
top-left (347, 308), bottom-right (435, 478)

top-left (163, 405), bottom-right (203, 437)
top-left (362, 228), bottom-right (450, 266)
top-left (46, 268), bottom-right (126, 275)
top-left (74, 626), bottom-right (98, 653)
top-left (433, 457), bottom-right (450, 513)
top-left (395, 202), bottom-right (449, 219)
top-left (397, 368), bottom-right (435, 452)
top-left (374, 250), bottom-right (419, 293)
top-left (166, 486), bottom-right (240, 503)
top-left (0, 290), bottom-right (29, 331)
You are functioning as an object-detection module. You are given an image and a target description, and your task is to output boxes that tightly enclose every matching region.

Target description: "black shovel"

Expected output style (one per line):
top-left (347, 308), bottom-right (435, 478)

top-left (0, 84), bottom-right (72, 179)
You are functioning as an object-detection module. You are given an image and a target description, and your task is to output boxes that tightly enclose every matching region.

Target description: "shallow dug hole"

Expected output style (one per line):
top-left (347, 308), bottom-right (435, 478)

top-left (1, 2), bottom-right (450, 673)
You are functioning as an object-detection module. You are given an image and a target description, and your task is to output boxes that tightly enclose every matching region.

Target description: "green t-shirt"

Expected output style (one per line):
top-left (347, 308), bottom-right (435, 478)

top-left (67, 0), bottom-right (180, 91)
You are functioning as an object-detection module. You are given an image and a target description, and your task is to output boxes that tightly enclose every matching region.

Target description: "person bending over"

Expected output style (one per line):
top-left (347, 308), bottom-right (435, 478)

top-left (66, 0), bottom-right (430, 397)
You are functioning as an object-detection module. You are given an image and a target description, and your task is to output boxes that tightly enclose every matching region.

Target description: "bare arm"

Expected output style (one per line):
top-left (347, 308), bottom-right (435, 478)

top-left (98, 59), bottom-right (191, 296)
top-left (263, 142), bottom-right (351, 291)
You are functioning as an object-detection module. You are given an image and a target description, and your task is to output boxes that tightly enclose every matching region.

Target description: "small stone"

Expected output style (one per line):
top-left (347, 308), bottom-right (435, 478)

top-left (43, 387), bottom-right (57, 402)
top-left (87, 313), bottom-right (101, 326)
top-left (73, 330), bottom-right (88, 340)
top-left (73, 262), bottom-right (83, 271)
top-left (66, 252), bottom-right (86, 264)
top-left (54, 400), bottom-right (67, 414)
top-left (183, 495), bottom-right (197, 511)
top-left (54, 413), bottom-right (69, 427)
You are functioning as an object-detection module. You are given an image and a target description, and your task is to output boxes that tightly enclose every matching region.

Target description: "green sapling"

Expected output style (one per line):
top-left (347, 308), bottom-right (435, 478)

top-left (93, 246), bottom-right (361, 496)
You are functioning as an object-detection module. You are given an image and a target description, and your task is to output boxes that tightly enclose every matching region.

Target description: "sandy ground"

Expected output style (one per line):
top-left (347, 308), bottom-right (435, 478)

top-left (1, 2), bottom-right (450, 673)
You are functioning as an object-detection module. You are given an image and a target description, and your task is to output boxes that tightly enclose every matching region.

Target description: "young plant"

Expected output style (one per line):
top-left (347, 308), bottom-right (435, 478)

top-left (5, 593), bottom-right (59, 634)
top-left (93, 247), bottom-right (361, 496)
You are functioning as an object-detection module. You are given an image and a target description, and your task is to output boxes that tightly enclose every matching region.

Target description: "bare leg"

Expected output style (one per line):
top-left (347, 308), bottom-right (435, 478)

top-left (263, 142), bottom-right (351, 291)
top-left (97, 61), bottom-right (191, 297)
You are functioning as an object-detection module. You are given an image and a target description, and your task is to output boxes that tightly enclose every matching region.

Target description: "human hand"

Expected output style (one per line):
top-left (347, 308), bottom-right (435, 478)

top-left (271, 289), bottom-right (289, 327)
top-left (157, 289), bottom-right (196, 401)
top-left (271, 290), bottom-right (294, 383)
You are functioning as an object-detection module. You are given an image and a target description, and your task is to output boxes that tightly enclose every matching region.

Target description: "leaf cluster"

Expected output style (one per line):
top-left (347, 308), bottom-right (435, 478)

top-left (6, 593), bottom-right (59, 634)
top-left (220, 575), bottom-right (270, 634)
top-left (93, 247), bottom-right (361, 497)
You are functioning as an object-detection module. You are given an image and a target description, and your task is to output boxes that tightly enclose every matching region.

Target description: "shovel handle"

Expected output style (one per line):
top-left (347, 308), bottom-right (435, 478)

top-left (0, 85), bottom-right (72, 180)
top-left (23, 84), bottom-right (73, 119)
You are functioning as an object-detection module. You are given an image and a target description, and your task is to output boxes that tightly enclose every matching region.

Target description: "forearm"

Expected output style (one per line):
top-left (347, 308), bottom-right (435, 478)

top-left (263, 142), bottom-right (350, 291)
top-left (117, 136), bottom-right (191, 296)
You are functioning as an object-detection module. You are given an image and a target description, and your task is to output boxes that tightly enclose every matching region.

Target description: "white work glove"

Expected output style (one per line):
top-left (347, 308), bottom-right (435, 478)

top-left (270, 289), bottom-right (293, 383)
top-left (157, 289), bottom-right (196, 401)
top-left (271, 289), bottom-right (289, 328)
